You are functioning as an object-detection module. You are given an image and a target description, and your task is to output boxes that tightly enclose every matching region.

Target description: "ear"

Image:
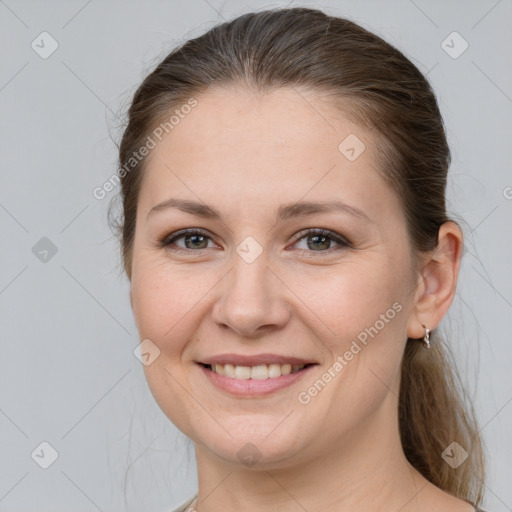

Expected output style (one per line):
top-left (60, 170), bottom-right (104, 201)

top-left (406, 221), bottom-right (463, 339)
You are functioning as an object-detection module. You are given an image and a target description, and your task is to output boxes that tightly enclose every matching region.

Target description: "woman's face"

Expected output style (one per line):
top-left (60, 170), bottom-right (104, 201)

top-left (130, 87), bottom-right (419, 469)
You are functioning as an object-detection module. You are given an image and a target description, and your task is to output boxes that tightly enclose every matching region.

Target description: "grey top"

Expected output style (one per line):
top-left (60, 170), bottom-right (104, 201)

top-left (170, 495), bottom-right (487, 512)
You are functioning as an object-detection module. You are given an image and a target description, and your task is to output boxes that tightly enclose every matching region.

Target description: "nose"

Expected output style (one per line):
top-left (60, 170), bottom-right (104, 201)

top-left (211, 251), bottom-right (291, 338)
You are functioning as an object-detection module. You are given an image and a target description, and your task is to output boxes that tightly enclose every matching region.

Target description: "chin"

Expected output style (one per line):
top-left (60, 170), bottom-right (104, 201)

top-left (190, 414), bottom-right (319, 470)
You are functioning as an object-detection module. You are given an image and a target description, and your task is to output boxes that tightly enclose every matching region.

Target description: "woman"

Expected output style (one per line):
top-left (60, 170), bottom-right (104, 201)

top-left (111, 7), bottom-right (487, 512)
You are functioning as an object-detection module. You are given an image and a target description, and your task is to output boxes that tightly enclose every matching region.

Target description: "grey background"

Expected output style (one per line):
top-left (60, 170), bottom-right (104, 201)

top-left (0, 0), bottom-right (510, 511)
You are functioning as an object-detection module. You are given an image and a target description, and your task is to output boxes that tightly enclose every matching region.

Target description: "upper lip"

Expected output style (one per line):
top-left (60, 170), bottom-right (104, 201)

top-left (199, 353), bottom-right (317, 366)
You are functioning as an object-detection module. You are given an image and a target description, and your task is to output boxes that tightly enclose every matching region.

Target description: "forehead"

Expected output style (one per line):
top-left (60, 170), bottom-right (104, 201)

top-left (158, 86), bottom-right (360, 156)
top-left (137, 87), bottom-right (399, 223)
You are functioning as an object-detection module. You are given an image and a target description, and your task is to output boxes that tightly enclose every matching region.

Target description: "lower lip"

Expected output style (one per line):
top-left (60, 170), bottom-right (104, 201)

top-left (198, 364), bottom-right (316, 396)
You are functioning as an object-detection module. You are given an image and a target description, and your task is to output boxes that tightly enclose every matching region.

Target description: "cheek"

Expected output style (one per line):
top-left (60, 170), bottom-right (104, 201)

top-left (296, 255), bottom-right (409, 395)
top-left (130, 254), bottom-right (223, 356)
top-left (131, 259), bottom-right (210, 433)
top-left (292, 258), bottom-right (405, 343)
top-left (131, 257), bottom-right (191, 350)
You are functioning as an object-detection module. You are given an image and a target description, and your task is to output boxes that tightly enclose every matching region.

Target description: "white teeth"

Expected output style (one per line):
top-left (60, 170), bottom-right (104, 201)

top-left (250, 365), bottom-right (269, 379)
top-left (224, 364), bottom-right (235, 378)
top-left (208, 363), bottom-right (305, 379)
top-left (235, 366), bottom-right (251, 380)
top-left (281, 363), bottom-right (292, 375)
top-left (268, 364), bottom-right (282, 378)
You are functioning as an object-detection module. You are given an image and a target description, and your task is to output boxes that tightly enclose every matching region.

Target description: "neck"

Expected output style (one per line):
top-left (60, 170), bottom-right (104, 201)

top-left (192, 393), bottom-right (430, 512)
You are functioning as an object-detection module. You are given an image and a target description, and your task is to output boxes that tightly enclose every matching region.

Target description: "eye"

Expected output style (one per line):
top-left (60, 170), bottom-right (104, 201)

top-left (160, 228), bottom-right (217, 252)
top-left (160, 227), bottom-right (351, 255)
top-left (290, 228), bottom-right (351, 255)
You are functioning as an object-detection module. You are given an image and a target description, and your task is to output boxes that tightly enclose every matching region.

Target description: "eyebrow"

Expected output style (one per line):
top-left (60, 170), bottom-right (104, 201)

top-left (147, 198), bottom-right (372, 223)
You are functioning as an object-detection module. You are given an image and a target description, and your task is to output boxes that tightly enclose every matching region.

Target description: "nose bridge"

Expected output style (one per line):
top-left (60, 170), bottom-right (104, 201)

top-left (212, 243), bottom-right (289, 335)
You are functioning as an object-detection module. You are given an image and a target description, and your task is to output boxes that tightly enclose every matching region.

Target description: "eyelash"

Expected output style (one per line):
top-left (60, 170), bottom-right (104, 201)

top-left (159, 228), bottom-right (352, 256)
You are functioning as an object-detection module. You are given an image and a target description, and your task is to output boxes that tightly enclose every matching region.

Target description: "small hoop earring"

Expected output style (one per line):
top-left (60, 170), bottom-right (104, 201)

top-left (422, 325), bottom-right (431, 349)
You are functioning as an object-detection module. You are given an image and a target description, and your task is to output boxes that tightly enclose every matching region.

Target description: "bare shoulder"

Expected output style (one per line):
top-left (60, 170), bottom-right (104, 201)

top-left (428, 487), bottom-right (479, 512)
top-left (409, 475), bottom-right (479, 512)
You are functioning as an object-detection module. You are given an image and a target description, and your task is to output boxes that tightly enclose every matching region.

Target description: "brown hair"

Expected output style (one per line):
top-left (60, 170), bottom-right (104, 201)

top-left (110, 7), bottom-right (485, 507)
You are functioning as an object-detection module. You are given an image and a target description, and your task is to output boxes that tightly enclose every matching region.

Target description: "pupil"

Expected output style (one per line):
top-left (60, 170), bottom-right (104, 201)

top-left (186, 234), bottom-right (207, 249)
top-left (308, 235), bottom-right (329, 251)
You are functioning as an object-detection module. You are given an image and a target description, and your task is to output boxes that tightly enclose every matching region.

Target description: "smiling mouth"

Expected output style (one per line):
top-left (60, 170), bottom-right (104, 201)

top-left (200, 363), bottom-right (315, 380)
